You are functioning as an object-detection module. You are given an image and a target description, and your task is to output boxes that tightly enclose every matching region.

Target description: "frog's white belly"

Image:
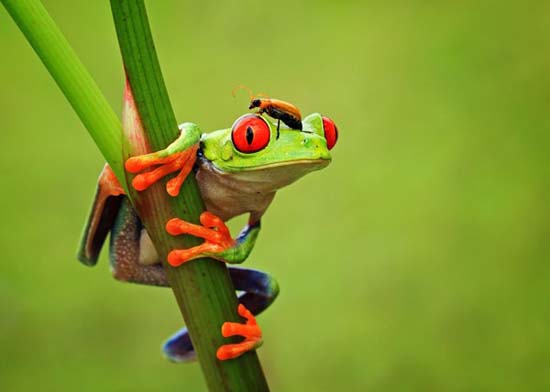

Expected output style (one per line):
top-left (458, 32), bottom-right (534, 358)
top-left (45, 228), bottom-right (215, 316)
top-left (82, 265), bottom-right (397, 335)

top-left (195, 157), bottom-right (276, 222)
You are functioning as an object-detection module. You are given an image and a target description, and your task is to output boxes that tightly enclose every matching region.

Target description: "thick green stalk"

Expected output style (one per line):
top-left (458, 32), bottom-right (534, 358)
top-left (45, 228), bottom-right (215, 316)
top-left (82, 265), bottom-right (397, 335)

top-left (2, 0), bottom-right (269, 390)
top-left (110, 1), bottom-right (269, 391)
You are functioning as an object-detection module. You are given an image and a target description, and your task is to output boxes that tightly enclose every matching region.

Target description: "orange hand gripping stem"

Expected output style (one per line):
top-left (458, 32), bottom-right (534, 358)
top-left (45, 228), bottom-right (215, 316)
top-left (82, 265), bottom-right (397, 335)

top-left (125, 145), bottom-right (198, 197)
top-left (165, 212), bottom-right (236, 267)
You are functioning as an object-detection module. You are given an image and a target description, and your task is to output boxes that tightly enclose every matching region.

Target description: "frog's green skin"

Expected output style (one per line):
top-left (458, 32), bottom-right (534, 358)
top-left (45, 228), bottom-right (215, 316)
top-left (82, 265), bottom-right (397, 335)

top-left (78, 113), bottom-right (332, 362)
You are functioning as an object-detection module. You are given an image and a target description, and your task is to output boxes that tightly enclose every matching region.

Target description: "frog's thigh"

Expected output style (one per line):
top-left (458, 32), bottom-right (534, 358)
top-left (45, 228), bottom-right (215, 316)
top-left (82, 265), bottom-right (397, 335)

top-left (110, 198), bottom-right (169, 287)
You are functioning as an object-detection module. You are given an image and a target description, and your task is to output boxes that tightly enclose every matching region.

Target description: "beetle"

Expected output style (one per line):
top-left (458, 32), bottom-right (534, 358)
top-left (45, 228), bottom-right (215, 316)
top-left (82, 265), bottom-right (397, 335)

top-left (248, 97), bottom-right (303, 131)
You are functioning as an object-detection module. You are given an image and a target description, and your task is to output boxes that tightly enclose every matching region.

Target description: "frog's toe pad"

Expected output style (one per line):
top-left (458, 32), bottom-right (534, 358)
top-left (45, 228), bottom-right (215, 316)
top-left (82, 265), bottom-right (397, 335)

top-left (216, 304), bottom-right (263, 361)
top-left (216, 339), bottom-right (262, 361)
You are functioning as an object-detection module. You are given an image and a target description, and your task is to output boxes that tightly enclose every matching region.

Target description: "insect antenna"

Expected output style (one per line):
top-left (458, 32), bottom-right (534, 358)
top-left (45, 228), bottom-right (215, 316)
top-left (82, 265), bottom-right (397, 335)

top-left (231, 85), bottom-right (270, 100)
top-left (231, 85), bottom-right (255, 99)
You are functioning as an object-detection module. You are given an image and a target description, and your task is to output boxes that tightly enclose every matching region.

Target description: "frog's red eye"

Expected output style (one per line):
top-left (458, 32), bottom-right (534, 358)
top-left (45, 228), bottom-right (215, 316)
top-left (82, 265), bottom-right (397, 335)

top-left (231, 114), bottom-right (271, 153)
top-left (322, 116), bottom-right (338, 150)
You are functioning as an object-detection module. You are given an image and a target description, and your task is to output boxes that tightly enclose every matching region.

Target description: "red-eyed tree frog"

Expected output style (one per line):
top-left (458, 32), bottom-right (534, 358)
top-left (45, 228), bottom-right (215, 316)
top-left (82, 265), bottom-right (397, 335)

top-left (78, 98), bottom-right (338, 362)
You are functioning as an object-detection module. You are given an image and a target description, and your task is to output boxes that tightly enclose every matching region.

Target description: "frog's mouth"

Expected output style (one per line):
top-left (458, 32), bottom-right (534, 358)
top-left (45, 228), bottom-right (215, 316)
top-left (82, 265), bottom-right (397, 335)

top-left (215, 157), bottom-right (330, 173)
top-left (204, 157), bottom-right (330, 192)
top-left (244, 157), bottom-right (330, 171)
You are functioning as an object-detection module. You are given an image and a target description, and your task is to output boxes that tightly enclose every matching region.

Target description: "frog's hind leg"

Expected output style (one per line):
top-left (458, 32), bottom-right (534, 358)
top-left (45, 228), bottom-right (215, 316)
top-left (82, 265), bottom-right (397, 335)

top-left (110, 197), bottom-right (169, 287)
top-left (228, 267), bottom-right (280, 316)
top-left (163, 267), bottom-right (279, 363)
top-left (78, 164), bottom-right (125, 266)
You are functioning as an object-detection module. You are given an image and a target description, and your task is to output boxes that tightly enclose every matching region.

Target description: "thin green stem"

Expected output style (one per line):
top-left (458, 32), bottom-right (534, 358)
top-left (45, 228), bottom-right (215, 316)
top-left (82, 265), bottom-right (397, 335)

top-left (1, 0), bottom-right (126, 184)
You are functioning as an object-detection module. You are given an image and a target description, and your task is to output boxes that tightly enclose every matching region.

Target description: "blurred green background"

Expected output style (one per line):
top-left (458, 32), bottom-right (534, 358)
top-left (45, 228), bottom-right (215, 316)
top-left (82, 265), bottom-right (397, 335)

top-left (1, 0), bottom-right (549, 391)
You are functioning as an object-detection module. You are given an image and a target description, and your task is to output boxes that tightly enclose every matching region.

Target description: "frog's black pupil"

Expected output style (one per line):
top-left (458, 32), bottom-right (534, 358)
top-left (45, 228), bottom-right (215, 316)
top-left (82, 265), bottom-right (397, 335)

top-left (246, 126), bottom-right (254, 144)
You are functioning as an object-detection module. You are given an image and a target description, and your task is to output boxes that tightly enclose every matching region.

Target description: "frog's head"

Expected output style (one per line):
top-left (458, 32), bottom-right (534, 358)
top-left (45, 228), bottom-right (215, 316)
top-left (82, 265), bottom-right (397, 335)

top-left (200, 113), bottom-right (338, 191)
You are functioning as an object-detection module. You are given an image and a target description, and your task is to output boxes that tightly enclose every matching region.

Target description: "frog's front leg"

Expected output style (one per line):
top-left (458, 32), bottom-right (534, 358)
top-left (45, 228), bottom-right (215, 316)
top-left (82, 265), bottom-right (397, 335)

top-left (165, 213), bottom-right (260, 266)
top-left (125, 122), bottom-right (201, 197)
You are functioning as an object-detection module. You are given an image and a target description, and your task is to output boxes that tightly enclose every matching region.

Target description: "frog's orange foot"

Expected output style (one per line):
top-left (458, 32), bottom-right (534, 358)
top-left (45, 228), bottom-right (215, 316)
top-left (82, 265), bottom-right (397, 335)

top-left (125, 145), bottom-right (198, 197)
top-left (165, 211), bottom-right (236, 267)
top-left (217, 304), bottom-right (263, 361)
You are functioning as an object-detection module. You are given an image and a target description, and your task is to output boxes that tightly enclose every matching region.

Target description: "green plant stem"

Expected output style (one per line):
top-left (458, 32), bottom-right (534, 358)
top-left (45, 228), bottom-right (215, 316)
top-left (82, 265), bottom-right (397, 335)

top-left (110, 1), bottom-right (269, 391)
top-left (1, 0), bottom-right (126, 184)
top-left (2, 0), bottom-right (269, 390)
